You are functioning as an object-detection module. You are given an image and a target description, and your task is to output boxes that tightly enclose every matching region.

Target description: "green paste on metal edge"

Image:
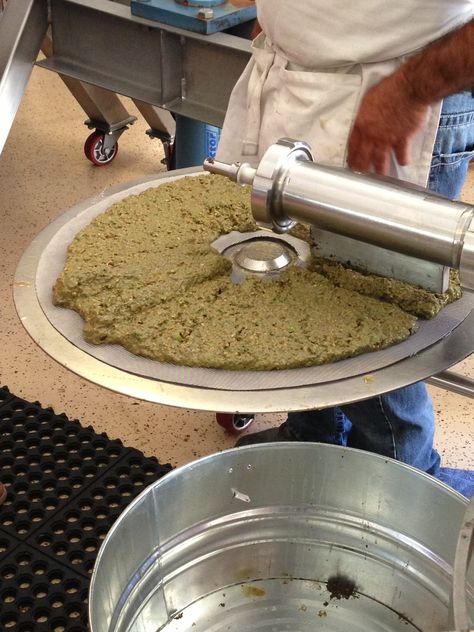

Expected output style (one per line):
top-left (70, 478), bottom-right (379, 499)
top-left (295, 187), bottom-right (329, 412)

top-left (53, 175), bottom-right (459, 370)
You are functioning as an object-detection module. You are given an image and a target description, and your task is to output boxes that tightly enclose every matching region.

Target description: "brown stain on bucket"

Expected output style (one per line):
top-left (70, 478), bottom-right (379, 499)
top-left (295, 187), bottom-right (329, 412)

top-left (241, 584), bottom-right (266, 598)
top-left (327, 575), bottom-right (357, 600)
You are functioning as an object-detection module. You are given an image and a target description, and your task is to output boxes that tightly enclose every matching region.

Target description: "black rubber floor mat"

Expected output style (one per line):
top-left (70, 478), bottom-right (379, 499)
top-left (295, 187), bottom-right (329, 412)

top-left (0, 386), bottom-right (172, 632)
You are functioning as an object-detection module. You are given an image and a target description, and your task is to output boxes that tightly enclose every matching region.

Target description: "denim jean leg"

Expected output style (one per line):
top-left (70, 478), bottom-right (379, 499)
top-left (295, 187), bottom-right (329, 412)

top-left (341, 383), bottom-right (440, 474)
top-left (286, 407), bottom-right (350, 445)
top-left (428, 91), bottom-right (474, 198)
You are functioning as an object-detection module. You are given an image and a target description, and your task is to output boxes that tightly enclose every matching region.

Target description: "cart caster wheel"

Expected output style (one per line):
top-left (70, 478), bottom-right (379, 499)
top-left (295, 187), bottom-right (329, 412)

top-left (216, 413), bottom-right (255, 435)
top-left (84, 131), bottom-right (118, 166)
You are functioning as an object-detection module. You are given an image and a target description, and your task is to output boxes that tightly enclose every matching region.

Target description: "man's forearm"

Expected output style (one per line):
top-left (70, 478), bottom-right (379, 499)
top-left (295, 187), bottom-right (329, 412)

top-left (401, 18), bottom-right (474, 105)
top-left (347, 18), bottom-right (474, 174)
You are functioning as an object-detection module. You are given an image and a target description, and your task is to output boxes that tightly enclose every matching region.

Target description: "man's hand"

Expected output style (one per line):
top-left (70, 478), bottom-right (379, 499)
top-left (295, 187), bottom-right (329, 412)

top-left (347, 70), bottom-right (429, 175)
top-left (347, 18), bottom-right (474, 175)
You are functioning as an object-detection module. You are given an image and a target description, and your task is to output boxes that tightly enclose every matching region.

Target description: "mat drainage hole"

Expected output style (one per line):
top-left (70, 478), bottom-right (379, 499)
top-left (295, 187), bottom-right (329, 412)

top-left (2, 588), bottom-right (17, 604)
top-left (16, 553), bottom-right (31, 567)
top-left (68, 532), bottom-right (82, 544)
top-left (97, 526), bottom-right (108, 540)
top-left (1, 563), bottom-right (17, 579)
top-left (50, 576), bottom-right (63, 586)
top-left (66, 512), bottom-right (80, 524)
top-left (53, 544), bottom-right (68, 557)
top-left (49, 594), bottom-right (65, 609)
top-left (85, 560), bottom-right (95, 574)
top-left (38, 535), bottom-right (52, 548)
top-left (45, 498), bottom-right (58, 511)
top-left (84, 539), bottom-right (98, 553)
top-left (18, 575), bottom-right (33, 589)
top-left (67, 605), bottom-right (82, 620)
top-left (33, 585), bottom-right (49, 599)
top-left (1, 614), bottom-right (17, 629)
top-left (34, 608), bottom-right (50, 624)
top-left (71, 478), bottom-right (84, 489)
top-left (18, 598), bottom-right (34, 614)
top-left (2, 513), bottom-right (15, 527)
top-left (15, 499), bottom-right (29, 512)
top-left (30, 510), bottom-right (44, 523)
top-left (57, 488), bottom-right (71, 501)
top-left (32, 562), bottom-right (48, 576)
top-left (94, 508), bottom-right (108, 520)
top-left (16, 522), bottom-right (30, 536)
top-left (69, 553), bottom-right (84, 566)
top-left (28, 490), bottom-right (43, 503)
top-left (65, 580), bottom-right (80, 594)
top-left (108, 496), bottom-right (120, 508)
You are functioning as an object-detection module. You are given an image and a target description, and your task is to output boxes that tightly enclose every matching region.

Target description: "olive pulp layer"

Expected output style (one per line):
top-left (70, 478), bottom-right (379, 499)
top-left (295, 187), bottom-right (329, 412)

top-left (53, 175), bottom-right (459, 370)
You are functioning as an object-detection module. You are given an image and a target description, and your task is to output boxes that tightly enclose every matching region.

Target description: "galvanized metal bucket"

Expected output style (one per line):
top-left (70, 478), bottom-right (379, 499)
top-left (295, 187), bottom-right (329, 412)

top-left (89, 444), bottom-right (473, 632)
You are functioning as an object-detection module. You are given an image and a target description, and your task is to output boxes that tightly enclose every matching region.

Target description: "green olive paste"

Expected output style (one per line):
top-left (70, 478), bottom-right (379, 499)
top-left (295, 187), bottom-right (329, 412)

top-left (52, 175), bottom-right (460, 370)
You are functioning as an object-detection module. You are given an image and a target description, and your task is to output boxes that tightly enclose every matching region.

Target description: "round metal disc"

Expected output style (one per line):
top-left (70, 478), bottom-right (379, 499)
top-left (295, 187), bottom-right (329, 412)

top-left (13, 167), bottom-right (474, 412)
top-left (235, 239), bottom-right (293, 272)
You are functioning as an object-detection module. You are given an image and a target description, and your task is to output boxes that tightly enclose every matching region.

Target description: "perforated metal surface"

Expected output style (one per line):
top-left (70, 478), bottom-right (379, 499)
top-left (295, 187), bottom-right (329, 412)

top-left (0, 386), bottom-right (172, 631)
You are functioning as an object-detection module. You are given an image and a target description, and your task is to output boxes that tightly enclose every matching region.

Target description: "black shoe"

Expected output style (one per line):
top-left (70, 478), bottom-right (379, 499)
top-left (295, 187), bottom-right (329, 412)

top-left (235, 421), bottom-right (298, 447)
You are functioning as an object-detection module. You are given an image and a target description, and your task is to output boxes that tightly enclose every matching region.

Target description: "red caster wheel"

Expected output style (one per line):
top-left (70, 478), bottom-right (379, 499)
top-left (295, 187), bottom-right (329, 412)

top-left (216, 413), bottom-right (255, 435)
top-left (84, 131), bottom-right (118, 166)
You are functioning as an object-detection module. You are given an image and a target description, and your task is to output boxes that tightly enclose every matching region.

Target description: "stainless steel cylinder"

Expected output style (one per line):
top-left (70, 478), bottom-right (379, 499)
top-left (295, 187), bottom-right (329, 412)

top-left (205, 139), bottom-right (474, 287)
top-left (278, 160), bottom-right (473, 268)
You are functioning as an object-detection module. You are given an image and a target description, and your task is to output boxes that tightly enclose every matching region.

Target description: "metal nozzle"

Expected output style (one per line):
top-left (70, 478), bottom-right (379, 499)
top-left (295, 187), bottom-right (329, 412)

top-left (203, 158), bottom-right (256, 187)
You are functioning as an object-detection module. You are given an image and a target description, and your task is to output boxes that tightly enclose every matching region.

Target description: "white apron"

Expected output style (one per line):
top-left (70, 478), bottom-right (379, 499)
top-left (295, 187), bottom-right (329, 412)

top-left (217, 0), bottom-right (474, 186)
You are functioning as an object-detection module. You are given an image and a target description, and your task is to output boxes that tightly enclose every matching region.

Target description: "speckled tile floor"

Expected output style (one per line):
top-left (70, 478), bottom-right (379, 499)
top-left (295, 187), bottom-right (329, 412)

top-left (0, 66), bottom-right (472, 469)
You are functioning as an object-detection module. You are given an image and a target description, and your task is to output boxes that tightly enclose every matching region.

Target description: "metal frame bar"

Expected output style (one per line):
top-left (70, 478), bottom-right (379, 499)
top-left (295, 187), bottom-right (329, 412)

top-left (428, 370), bottom-right (474, 400)
top-left (0, 0), bottom-right (48, 154)
top-left (37, 0), bottom-right (252, 127)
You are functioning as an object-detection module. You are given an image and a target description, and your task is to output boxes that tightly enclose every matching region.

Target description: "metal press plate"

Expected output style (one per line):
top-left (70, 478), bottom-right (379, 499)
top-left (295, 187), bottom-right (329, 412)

top-left (13, 168), bottom-right (474, 412)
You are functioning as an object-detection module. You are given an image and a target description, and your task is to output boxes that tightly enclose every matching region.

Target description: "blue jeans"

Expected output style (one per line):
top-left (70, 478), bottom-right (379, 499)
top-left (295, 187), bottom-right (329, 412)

top-left (287, 91), bottom-right (474, 475)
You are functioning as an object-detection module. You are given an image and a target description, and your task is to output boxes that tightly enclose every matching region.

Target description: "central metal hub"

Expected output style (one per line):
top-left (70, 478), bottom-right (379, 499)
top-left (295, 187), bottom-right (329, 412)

top-left (235, 240), bottom-right (293, 273)
top-left (211, 230), bottom-right (311, 283)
